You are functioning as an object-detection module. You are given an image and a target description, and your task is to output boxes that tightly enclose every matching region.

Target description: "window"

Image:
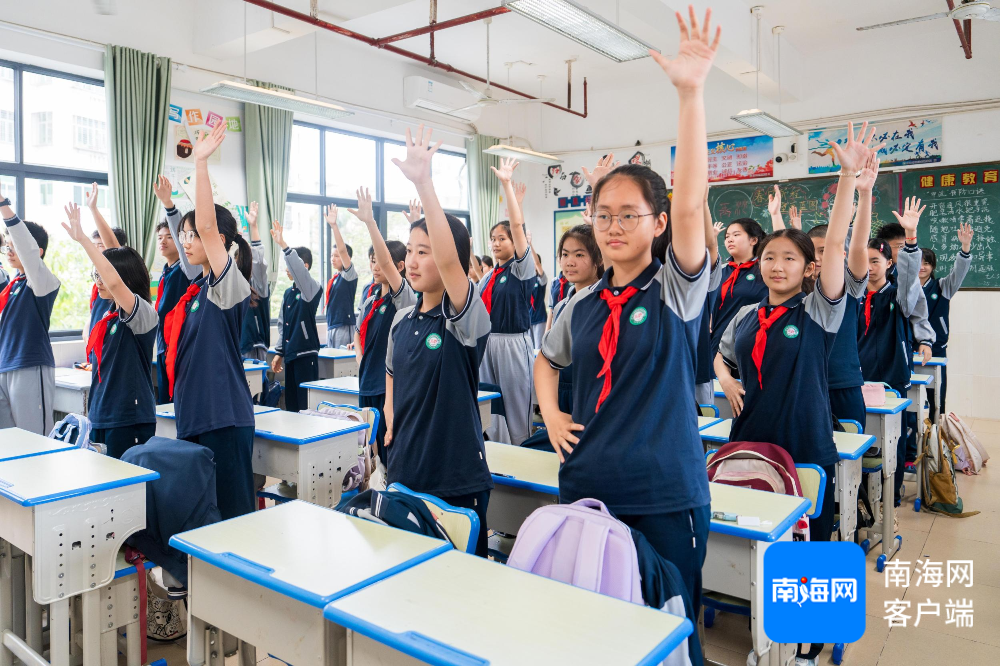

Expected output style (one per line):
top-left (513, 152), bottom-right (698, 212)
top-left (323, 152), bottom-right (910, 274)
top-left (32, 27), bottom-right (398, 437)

top-left (1, 60), bottom-right (110, 334)
top-left (271, 202), bottom-right (324, 319)
top-left (285, 121), bottom-right (470, 316)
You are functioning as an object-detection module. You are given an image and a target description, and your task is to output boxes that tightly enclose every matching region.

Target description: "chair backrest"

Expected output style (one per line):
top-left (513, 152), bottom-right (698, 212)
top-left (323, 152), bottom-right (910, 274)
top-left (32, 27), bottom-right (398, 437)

top-left (838, 419), bottom-right (863, 434)
top-left (794, 464), bottom-right (827, 519)
top-left (387, 483), bottom-right (480, 554)
top-left (698, 404), bottom-right (720, 418)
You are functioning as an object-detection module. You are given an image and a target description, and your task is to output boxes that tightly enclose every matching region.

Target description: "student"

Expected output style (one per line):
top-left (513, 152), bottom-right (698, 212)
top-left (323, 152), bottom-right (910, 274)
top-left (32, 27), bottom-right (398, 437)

top-left (481, 255), bottom-right (493, 271)
top-left (151, 176), bottom-right (201, 404)
top-left (921, 223), bottom-right (973, 419)
top-left (858, 197), bottom-right (925, 507)
top-left (385, 125), bottom-right (492, 557)
top-left (62, 203), bottom-right (157, 459)
top-left (240, 201), bottom-right (271, 363)
top-left (718, 127), bottom-right (878, 550)
top-left (537, 6), bottom-right (718, 618)
top-left (348, 187), bottom-right (416, 467)
top-left (163, 123), bottom-right (255, 521)
top-left (84, 184), bottom-right (128, 339)
top-left (695, 195), bottom-right (724, 406)
top-left (270, 220), bottom-right (322, 413)
top-left (874, 221), bottom-right (936, 361)
top-left (478, 164), bottom-right (535, 446)
top-left (324, 205), bottom-right (358, 349)
top-left (528, 233), bottom-right (549, 349)
top-left (709, 216), bottom-right (767, 371)
top-left (0, 197), bottom-right (60, 435)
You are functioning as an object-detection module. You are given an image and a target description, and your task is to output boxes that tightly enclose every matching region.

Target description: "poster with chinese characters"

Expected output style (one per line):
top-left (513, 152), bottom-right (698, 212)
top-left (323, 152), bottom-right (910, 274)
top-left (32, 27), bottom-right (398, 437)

top-left (809, 117), bottom-right (942, 174)
top-left (671, 136), bottom-right (773, 184)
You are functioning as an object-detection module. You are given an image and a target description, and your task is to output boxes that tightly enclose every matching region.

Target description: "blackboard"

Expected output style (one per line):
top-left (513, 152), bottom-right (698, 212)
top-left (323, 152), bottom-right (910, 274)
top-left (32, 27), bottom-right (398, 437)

top-left (907, 163), bottom-right (1000, 289)
top-left (707, 173), bottom-right (900, 259)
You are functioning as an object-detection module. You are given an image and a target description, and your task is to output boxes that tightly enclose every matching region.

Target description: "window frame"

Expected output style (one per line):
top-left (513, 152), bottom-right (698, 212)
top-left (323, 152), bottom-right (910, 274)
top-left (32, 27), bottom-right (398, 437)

top-left (0, 58), bottom-right (109, 339)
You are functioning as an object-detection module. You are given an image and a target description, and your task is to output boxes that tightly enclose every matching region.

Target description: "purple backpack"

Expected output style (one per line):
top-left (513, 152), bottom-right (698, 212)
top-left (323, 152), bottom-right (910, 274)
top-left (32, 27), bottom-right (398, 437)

top-left (506, 498), bottom-right (643, 604)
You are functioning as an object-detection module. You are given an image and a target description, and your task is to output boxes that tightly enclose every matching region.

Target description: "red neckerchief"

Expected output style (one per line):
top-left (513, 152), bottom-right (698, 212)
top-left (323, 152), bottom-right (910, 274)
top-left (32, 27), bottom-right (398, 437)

top-left (751, 305), bottom-right (789, 389)
top-left (163, 284), bottom-right (202, 398)
top-left (863, 290), bottom-right (876, 334)
top-left (557, 276), bottom-right (568, 302)
top-left (358, 295), bottom-right (387, 355)
top-left (595, 286), bottom-right (639, 412)
top-left (86, 308), bottom-right (119, 383)
top-left (326, 274), bottom-right (340, 306)
top-left (480, 266), bottom-right (506, 315)
top-left (365, 282), bottom-right (377, 300)
top-left (90, 282), bottom-right (99, 310)
top-left (718, 259), bottom-right (757, 309)
top-left (0, 274), bottom-right (26, 317)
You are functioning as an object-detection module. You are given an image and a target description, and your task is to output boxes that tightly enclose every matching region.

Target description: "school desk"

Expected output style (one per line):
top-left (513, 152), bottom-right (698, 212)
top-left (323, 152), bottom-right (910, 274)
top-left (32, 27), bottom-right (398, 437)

top-left (266, 347), bottom-right (359, 382)
top-left (169, 500), bottom-right (452, 666)
top-left (53, 367), bottom-right (92, 417)
top-left (0, 427), bottom-right (75, 462)
top-left (301, 376), bottom-right (501, 428)
top-left (704, 482), bottom-right (811, 666)
top-left (913, 355), bottom-right (946, 425)
top-left (698, 415), bottom-right (723, 430)
top-left (0, 448), bottom-right (157, 666)
top-left (323, 549), bottom-right (693, 666)
top-left (154, 403), bottom-right (279, 440)
top-left (151, 358), bottom-right (267, 397)
top-left (862, 395), bottom-right (911, 571)
top-left (484, 440), bottom-right (559, 535)
top-left (92, 550), bottom-right (156, 666)
top-left (908, 373), bottom-right (934, 437)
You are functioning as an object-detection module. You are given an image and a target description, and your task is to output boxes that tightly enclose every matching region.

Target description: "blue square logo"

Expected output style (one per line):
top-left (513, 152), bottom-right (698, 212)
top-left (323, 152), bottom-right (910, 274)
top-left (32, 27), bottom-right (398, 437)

top-left (763, 542), bottom-right (866, 643)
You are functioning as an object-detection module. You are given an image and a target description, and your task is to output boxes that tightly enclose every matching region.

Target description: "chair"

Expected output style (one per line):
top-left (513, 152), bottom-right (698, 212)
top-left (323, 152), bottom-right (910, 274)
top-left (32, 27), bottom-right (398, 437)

top-left (387, 483), bottom-right (480, 554)
top-left (699, 404), bottom-right (720, 418)
top-left (838, 419), bottom-right (864, 434)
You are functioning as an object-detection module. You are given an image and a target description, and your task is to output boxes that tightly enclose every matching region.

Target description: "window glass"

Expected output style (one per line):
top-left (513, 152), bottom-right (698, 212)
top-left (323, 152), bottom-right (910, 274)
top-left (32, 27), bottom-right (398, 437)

top-left (271, 202), bottom-right (323, 319)
top-left (386, 210), bottom-right (412, 245)
top-left (22, 72), bottom-right (107, 171)
top-left (382, 142), bottom-right (413, 206)
top-left (383, 143), bottom-right (467, 209)
top-left (288, 124), bottom-right (320, 194)
top-left (0, 67), bottom-right (14, 162)
top-left (325, 131), bottom-right (376, 199)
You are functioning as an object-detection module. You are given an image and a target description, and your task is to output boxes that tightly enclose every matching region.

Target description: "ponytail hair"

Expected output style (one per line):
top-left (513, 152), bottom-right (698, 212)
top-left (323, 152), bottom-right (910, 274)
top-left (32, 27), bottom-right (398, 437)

top-left (103, 247), bottom-right (151, 303)
top-left (759, 229), bottom-right (817, 294)
top-left (385, 240), bottom-right (407, 278)
top-left (727, 218), bottom-right (766, 258)
top-left (180, 205), bottom-right (257, 302)
top-left (869, 238), bottom-right (893, 263)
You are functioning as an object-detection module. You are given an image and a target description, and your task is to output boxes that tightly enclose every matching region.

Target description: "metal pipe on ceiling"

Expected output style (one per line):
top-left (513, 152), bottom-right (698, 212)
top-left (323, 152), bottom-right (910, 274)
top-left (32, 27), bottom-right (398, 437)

top-left (241, 0), bottom-right (587, 118)
top-left (375, 6), bottom-right (510, 45)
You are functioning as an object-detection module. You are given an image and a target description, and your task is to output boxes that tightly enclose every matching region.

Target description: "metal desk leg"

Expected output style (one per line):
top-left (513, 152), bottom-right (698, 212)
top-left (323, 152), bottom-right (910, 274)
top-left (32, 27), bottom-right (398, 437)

top-left (81, 588), bottom-right (101, 666)
top-left (24, 556), bottom-right (42, 655)
top-left (751, 540), bottom-right (796, 666)
top-left (11, 550), bottom-right (24, 640)
top-left (837, 459), bottom-right (860, 544)
top-left (50, 598), bottom-right (71, 666)
top-left (933, 367), bottom-right (942, 426)
top-left (876, 413), bottom-right (903, 571)
top-left (0, 541), bottom-right (13, 666)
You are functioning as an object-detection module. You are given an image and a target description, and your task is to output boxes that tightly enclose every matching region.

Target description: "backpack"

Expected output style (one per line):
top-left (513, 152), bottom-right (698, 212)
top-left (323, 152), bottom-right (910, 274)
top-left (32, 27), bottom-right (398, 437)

top-left (49, 413), bottom-right (99, 453)
top-left (506, 498), bottom-right (643, 605)
top-left (338, 489), bottom-right (453, 546)
top-left (301, 404), bottom-right (373, 492)
top-left (257, 379), bottom-right (282, 408)
top-left (916, 418), bottom-right (979, 518)
top-left (707, 441), bottom-right (810, 540)
top-left (940, 412), bottom-right (990, 475)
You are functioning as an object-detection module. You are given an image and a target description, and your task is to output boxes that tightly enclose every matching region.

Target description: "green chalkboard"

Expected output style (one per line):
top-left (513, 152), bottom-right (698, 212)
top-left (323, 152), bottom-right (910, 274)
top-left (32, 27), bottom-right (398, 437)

top-left (907, 163), bottom-right (1000, 289)
top-left (707, 173), bottom-right (900, 259)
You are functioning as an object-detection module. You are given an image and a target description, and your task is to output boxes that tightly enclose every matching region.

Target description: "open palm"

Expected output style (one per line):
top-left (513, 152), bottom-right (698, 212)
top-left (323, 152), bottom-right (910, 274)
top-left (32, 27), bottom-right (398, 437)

top-left (348, 187), bottom-right (376, 226)
top-left (650, 7), bottom-right (721, 92)
top-left (391, 124), bottom-right (441, 185)
top-left (490, 157), bottom-right (518, 184)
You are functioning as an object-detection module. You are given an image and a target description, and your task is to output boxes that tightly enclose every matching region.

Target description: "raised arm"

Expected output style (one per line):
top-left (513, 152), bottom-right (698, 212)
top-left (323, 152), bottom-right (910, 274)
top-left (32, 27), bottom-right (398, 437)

top-left (650, 7), bottom-right (719, 273)
top-left (271, 220), bottom-right (320, 302)
top-left (62, 204), bottom-right (136, 316)
top-left (939, 223), bottom-right (974, 298)
top-left (391, 125), bottom-right (470, 304)
top-left (85, 182), bottom-right (119, 249)
top-left (349, 187), bottom-right (403, 293)
top-left (493, 159), bottom-right (528, 259)
top-left (582, 153), bottom-right (620, 190)
top-left (191, 123), bottom-right (230, 277)
top-left (0, 201), bottom-right (59, 295)
top-left (849, 151), bottom-right (877, 279)
top-left (154, 175), bottom-right (201, 280)
top-left (767, 185), bottom-right (785, 231)
top-left (893, 196), bottom-right (926, 318)
top-left (703, 188), bottom-right (719, 266)
top-left (245, 202), bottom-right (270, 297)
top-left (325, 204), bottom-right (353, 272)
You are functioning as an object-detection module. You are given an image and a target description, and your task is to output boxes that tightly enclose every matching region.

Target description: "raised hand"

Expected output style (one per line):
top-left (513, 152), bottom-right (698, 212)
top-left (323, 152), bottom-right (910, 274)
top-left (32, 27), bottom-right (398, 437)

top-left (830, 121), bottom-right (885, 175)
top-left (324, 204), bottom-right (340, 229)
top-left (767, 185), bottom-right (782, 217)
top-left (513, 182), bottom-right (527, 205)
top-left (193, 122), bottom-right (226, 162)
top-left (153, 175), bottom-right (173, 207)
top-left (490, 157), bottom-right (518, 184)
top-left (526, 229), bottom-right (533, 245)
top-left (247, 201), bottom-right (259, 228)
top-left (84, 183), bottom-right (100, 210)
top-left (391, 124), bottom-right (442, 185)
top-left (582, 153), bottom-right (620, 188)
top-left (582, 202), bottom-right (593, 225)
top-left (649, 6), bottom-right (721, 92)
top-left (61, 203), bottom-right (87, 244)
top-left (347, 187), bottom-right (376, 226)
top-left (787, 205), bottom-right (802, 230)
top-left (270, 220), bottom-right (287, 249)
top-left (712, 220), bottom-right (724, 236)
top-left (957, 221), bottom-right (974, 253)
top-left (856, 150), bottom-right (880, 193)
top-left (404, 198), bottom-right (423, 223)
top-left (892, 196), bottom-right (925, 236)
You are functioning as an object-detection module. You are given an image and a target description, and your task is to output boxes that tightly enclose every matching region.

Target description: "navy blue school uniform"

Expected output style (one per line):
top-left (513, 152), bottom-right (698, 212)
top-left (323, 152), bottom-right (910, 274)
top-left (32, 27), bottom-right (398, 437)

top-left (924, 250), bottom-right (971, 417)
top-left (325, 263), bottom-right (358, 347)
top-left (357, 280), bottom-right (416, 466)
top-left (695, 257), bottom-right (723, 403)
top-left (719, 284), bottom-right (846, 540)
top-left (275, 247), bottom-right (322, 413)
top-left (386, 282), bottom-right (493, 556)
top-left (88, 293), bottom-right (112, 337)
top-left (710, 258), bottom-right (768, 374)
top-left (0, 265), bottom-right (8, 291)
top-left (827, 263), bottom-right (869, 427)
top-left (154, 259), bottom-right (194, 404)
top-left (858, 243), bottom-right (922, 504)
top-left (549, 273), bottom-right (570, 309)
top-left (172, 257), bottom-right (255, 521)
top-left (530, 275), bottom-right (548, 325)
top-left (240, 240), bottom-right (271, 360)
top-left (87, 295), bottom-right (158, 459)
top-left (542, 250), bottom-right (711, 597)
top-left (549, 285), bottom-right (577, 414)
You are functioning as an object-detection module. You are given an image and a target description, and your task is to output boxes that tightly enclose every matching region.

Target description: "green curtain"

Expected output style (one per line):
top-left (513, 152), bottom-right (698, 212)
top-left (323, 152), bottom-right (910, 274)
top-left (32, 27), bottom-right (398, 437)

top-left (465, 134), bottom-right (501, 254)
top-left (244, 79), bottom-right (294, 287)
top-left (104, 45), bottom-right (172, 267)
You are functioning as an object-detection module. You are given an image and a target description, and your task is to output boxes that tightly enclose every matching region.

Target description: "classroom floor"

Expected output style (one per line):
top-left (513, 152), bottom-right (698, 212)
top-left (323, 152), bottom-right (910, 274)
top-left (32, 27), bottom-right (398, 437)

top-left (144, 418), bottom-right (1000, 666)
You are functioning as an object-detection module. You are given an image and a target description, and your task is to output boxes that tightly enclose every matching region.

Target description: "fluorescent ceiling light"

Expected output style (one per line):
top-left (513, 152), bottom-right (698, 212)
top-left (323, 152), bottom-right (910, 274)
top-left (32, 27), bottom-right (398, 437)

top-left (200, 80), bottom-right (354, 120)
top-left (730, 109), bottom-right (801, 138)
top-left (484, 144), bottom-right (563, 166)
top-left (502, 0), bottom-right (657, 63)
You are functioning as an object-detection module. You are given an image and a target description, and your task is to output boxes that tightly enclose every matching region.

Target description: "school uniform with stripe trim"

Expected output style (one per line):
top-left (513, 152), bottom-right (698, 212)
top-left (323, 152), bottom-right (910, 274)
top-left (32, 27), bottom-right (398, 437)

top-left (275, 247), bottom-right (323, 412)
top-left (549, 285), bottom-right (576, 414)
top-left (548, 273), bottom-right (570, 309)
top-left (709, 258), bottom-right (768, 371)
top-left (87, 295), bottom-right (158, 459)
top-left (240, 239), bottom-right (271, 362)
top-left (923, 250), bottom-right (971, 417)
top-left (529, 273), bottom-right (548, 349)
top-left (325, 263), bottom-right (358, 348)
top-left (827, 261), bottom-right (869, 426)
top-left (695, 255), bottom-right (723, 405)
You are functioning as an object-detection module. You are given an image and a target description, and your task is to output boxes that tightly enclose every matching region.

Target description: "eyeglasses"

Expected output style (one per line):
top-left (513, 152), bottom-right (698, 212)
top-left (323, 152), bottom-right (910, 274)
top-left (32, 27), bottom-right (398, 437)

top-left (0, 245), bottom-right (9, 255)
top-left (92, 269), bottom-right (103, 284)
top-left (592, 212), bottom-right (654, 231)
top-left (177, 230), bottom-right (199, 244)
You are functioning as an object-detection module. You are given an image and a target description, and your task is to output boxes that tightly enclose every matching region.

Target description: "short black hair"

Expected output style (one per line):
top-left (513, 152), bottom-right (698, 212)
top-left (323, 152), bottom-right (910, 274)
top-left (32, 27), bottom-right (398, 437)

top-left (481, 255), bottom-right (494, 268)
top-left (155, 220), bottom-right (169, 234)
top-left (410, 215), bottom-right (471, 274)
top-left (23, 221), bottom-right (48, 258)
top-left (876, 222), bottom-right (905, 241)
top-left (335, 243), bottom-right (353, 258)
top-left (921, 247), bottom-right (937, 276)
top-left (293, 246), bottom-right (313, 269)
top-left (103, 247), bottom-right (151, 303)
top-left (91, 227), bottom-right (128, 246)
top-left (807, 224), bottom-right (828, 239)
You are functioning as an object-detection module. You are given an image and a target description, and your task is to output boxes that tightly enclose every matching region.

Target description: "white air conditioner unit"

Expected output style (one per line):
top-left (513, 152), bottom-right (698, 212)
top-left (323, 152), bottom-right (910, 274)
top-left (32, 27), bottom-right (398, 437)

top-left (404, 76), bottom-right (481, 122)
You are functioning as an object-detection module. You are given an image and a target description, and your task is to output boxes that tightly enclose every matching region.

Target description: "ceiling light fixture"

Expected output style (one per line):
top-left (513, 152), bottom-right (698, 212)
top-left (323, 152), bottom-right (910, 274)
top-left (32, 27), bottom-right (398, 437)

top-left (730, 7), bottom-right (800, 138)
top-left (484, 143), bottom-right (563, 166)
top-left (502, 0), bottom-right (657, 62)
top-left (201, 80), bottom-right (354, 120)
